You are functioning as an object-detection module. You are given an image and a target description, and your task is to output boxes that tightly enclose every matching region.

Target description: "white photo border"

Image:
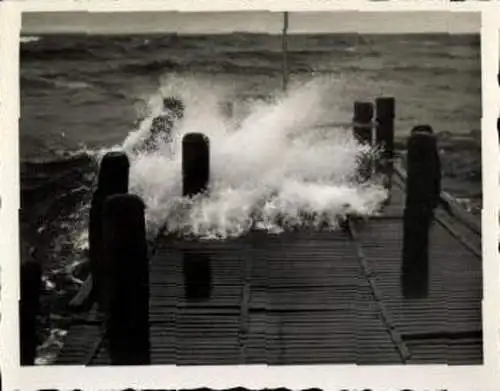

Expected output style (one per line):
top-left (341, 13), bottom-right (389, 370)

top-left (1, 1), bottom-right (499, 391)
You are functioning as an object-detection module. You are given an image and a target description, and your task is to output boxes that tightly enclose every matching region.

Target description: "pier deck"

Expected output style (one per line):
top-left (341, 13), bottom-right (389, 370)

top-left (55, 165), bottom-right (483, 366)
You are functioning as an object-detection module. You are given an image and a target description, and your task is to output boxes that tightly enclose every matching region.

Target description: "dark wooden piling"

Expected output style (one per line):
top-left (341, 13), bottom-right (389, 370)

top-left (181, 133), bottom-right (212, 296)
top-left (353, 102), bottom-right (374, 181)
top-left (89, 151), bottom-right (130, 311)
top-left (20, 259), bottom-right (42, 365)
top-left (96, 151), bottom-right (130, 194)
top-left (375, 97), bottom-right (395, 196)
top-left (353, 101), bottom-right (374, 145)
top-left (375, 97), bottom-right (395, 158)
top-left (410, 124), bottom-right (433, 135)
top-left (102, 193), bottom-right (150, 365)
top-left (182, 133), bottom-right (210, 197)
top-left (401, 127), bottom-right (441, 299)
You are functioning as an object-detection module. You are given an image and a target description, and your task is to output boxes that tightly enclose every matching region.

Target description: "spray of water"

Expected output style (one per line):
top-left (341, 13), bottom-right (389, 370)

top-left (36, 75), bottom-right (387, 363)
top-left (121, 75), bottom-right (387, 240)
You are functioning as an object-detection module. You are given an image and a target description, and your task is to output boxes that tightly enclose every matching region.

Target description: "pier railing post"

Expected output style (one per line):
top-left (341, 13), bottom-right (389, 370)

top-left (353, 101), bottom-right (374, 181)
top-left (181, 132), bottom-right (212, 299)
top-left (401, 126), bottom-right (441, 299)
top-left (102, 194), bottom-right (150, 365)
top-left (375, 97), bottom-right (395, 192)
top-left (89, 151), bottom-right (129, 312)
top-left (20, 259), bottom-right (42, 365)
top-left (182, 133), bottom-right (210, 197)
top-left (411, 124), bottom-right (434, 135)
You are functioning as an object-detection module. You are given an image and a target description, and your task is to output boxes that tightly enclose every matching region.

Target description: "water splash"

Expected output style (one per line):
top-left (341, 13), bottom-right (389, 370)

top-left (123, 75), bottom-right (387, 239)
top-left (33, 75), bottom-right (387, 365)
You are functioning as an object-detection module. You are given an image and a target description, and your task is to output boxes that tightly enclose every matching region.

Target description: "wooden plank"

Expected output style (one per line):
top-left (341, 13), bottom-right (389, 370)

top-left (55, 323), bottom-right (103, 365)
top-left (68, 274), bottom-right (94, 311)
top-left (353, 200), bottom-right (482, 363)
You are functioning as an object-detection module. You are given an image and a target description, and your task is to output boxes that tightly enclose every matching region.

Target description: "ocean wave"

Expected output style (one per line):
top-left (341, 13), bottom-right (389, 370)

top-left (116, 56), bottom-right (319, 77)
top-left (21, 74), bottom-right (93, 90)
top-left (384, 64), bottom-right (480, 75)
top-left (20, 152), bottom-right (100, 222)
top-left (120, 58), bottom-right (180, 74)
top-left (21, 36), bottom-right (42, 44)
top-left (20, 45), bottom-right (98, 61)
top-left (20, 35), bottom-right (477, 82)
top-left (21, 151), bottom-right (97, 198)
top-left (216, 47), bottom-right (358, 58)
top-left (115, 57), bottom-right (273, 76)
top-left (434, 50), bottom-right (479, 60)
top-left (21, 149), bottom-right (96, 166)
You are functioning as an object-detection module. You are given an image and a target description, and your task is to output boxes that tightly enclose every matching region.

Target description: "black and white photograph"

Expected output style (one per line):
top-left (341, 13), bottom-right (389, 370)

top-left (16, 9), bottom-right (483, 369)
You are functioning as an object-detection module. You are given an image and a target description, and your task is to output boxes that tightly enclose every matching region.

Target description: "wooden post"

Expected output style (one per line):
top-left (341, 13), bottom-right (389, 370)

top-left (401, 127), bottom-right (441, 299)
top-left (375, 97), bottom-right (395, 195)
top-left (20, 259), bottom-right (42, 365)
top-left (375, 97), bottom-right (395, 158)
top-left (353, 101), bottom-right (374, 144)
top-left (182, 133), bottom-right (210, 197)
top-left (282, 12), bottom-right (289, 92)
top-left (102, 194), bottom-right (150, 365)
top-left (89, 151), bottom-right (129, 312)
top-left (181, 134), bottom-right (211, 297)
top-left (183, 250), bottom-right (212, 301)
top-left (410, 124), bottom-right (433, 135)
top-left (353, 101), bottom-right (374, 181)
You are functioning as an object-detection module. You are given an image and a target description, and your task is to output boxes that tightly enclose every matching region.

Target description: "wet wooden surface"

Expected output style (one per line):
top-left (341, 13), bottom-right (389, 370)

top-left (56, 168), bottom-right (483, 366)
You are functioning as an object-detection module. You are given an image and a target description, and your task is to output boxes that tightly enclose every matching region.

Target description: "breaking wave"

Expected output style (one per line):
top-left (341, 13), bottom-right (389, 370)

top-left (119, 75), bottom-right (387, 239)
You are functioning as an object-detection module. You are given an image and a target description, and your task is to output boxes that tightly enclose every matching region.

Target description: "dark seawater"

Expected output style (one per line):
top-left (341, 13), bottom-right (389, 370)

top-left (19, 33), bottom-right (482, 363)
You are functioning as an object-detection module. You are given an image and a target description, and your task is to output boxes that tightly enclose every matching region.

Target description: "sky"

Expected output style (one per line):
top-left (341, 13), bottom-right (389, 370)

top-left (21, 11), bottom-right (481, 35)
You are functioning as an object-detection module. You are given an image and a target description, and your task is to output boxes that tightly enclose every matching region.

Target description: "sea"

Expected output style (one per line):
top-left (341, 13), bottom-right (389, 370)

top-left (18, 33), bottom-right (482, 363)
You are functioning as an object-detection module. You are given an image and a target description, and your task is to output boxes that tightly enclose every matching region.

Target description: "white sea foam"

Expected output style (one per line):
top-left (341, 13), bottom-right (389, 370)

top-left (121, 75), bottom-right (387, 240)
top-left (20, 36), bottom-right (42, 44)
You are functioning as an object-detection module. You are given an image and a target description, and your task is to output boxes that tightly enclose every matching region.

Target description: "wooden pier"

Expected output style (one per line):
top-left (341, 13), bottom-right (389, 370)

top-left (20, 97), bottom-right (483, 366)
